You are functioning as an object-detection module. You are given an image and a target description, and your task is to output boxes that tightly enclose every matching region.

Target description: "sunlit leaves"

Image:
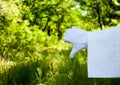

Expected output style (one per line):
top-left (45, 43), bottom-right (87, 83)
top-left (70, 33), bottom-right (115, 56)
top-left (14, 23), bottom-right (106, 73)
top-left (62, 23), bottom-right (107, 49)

top-left (74, 0), bottom-right (120, 30)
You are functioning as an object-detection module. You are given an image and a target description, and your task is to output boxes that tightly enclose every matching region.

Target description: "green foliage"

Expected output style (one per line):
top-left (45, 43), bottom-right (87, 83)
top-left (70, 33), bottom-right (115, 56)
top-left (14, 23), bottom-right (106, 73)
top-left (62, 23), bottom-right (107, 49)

top-left (21, 0), bottom-right (78, 39)
top-left (0, 19), bottom-right (47, 60)
top-left (1, 50), bottom-right (120, 85)
top-left (0, 0), bottom-right (120, 85)
top-left (75, 0), bottom-right (120, 30)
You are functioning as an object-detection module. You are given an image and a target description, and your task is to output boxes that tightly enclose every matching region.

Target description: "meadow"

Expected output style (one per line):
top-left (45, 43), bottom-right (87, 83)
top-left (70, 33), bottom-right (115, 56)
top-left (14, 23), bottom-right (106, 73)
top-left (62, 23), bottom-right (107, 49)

top-left (0, 45), bottom-right (120, 85)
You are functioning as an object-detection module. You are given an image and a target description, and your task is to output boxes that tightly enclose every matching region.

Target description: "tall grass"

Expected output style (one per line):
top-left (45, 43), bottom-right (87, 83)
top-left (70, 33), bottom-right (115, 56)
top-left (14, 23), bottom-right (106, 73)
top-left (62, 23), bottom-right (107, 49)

top-left (0, 48), bottom-right (120, 85)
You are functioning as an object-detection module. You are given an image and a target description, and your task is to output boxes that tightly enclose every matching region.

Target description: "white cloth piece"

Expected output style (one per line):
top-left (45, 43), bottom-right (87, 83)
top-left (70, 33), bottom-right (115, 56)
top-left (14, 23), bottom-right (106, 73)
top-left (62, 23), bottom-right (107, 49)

top-left (63, 26), bottom-right (120, 78)
top-left (88, 26), bottom-right (120, 78)
top-left (63, 26), bottom-right (88, 58)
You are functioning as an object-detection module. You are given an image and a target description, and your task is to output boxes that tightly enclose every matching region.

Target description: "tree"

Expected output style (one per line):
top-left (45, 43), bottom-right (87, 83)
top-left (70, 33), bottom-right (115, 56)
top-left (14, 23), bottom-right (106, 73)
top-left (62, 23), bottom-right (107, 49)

top-left (21, 0), bottom-right (77, 39)
top-left (75, 0), bottom-right (120, 30)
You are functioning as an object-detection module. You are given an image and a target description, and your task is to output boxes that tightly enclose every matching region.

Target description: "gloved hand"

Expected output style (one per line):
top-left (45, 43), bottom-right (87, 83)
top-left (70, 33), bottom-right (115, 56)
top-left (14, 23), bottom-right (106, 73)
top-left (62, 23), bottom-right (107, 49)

top-left (63, 26), bottom-right (88, 58)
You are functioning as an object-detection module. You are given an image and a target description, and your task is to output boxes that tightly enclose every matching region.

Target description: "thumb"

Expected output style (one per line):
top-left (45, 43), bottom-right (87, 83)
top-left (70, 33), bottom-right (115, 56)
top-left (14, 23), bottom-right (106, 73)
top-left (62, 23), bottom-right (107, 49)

top-left (70, 43), bottom-right (87, 58)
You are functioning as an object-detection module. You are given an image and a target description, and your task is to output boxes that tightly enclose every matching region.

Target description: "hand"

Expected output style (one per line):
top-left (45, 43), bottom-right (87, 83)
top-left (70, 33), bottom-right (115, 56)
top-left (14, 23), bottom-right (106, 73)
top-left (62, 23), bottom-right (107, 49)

top-left (63, 26), bottom-right (88, 58)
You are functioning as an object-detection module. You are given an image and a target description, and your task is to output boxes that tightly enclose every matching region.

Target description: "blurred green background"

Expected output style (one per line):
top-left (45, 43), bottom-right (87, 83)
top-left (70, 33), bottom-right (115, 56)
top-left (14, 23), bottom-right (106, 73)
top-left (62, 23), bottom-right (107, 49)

top-left (0, 0), bottom-right (120, 85)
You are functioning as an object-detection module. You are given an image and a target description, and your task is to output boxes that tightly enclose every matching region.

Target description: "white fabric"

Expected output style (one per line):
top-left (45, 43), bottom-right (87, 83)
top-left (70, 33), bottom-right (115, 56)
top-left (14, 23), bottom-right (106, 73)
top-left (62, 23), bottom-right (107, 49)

top-left (88, 26), bottom-right (120, 78)
top-left (63, 26), bottom-right (87, 58)
top-left (63, 26), bottom-right (120, 78)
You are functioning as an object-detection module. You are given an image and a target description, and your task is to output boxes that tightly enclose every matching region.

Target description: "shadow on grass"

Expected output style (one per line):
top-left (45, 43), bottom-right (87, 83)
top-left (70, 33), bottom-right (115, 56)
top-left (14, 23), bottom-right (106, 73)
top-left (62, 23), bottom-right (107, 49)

top-left (0, 58), bottom-right (51, 85)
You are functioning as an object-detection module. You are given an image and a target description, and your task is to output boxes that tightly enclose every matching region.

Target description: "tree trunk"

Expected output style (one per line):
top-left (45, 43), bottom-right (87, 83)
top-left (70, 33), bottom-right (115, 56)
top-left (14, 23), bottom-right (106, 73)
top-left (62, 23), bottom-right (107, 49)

top-left (96, 2), bottom-right (103, 30)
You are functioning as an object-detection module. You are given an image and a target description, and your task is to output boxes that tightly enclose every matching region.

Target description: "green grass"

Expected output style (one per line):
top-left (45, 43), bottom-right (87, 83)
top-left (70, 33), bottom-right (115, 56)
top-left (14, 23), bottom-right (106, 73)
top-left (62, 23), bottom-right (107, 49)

top-left (0, 48), bottom-right (120, 85)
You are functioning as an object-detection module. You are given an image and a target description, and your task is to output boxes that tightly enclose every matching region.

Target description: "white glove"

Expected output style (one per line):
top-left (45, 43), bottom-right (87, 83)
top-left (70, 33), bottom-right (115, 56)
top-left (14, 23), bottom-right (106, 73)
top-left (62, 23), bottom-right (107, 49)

top-left (63, 26), bottom-right (88, 58)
